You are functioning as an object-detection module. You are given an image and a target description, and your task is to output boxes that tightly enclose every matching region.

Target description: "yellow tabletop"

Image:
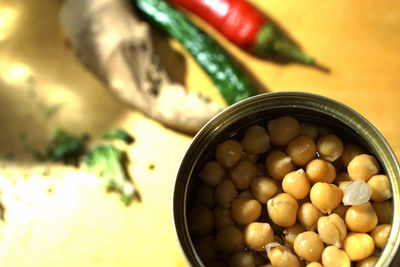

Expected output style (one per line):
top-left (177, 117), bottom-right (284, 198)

top-left (0, 0), bottom-right (399, 266)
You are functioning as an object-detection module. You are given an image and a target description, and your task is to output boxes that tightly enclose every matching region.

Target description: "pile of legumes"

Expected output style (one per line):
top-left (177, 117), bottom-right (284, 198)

top-left (188, 116), bottom-right (392, 267)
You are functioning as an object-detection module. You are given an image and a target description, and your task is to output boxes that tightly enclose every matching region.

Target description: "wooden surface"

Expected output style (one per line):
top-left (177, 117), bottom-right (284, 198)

top-left (0, 0), bottom-right (399, 266)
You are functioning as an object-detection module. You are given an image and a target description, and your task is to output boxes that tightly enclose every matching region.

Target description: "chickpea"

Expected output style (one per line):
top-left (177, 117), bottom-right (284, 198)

top-left (321, 246), bottom-right (350, 267)
top-left (332, 204), bottom-right (349, 220)
top-left (228, 252), bottom-right (255, 267)
top-left (300, 122), bottom-right (318, 140)
top-left (194, 235), bottom-right (218, 262)
top-left (334, 172), bottom-right (351, 186)
top-left (216, 226), bottom-right (244, 253)
top-left (373, 200), bottom-right (393, 224)
top-left (188, 206), bottom-right (214, 236)
top-left (317, 214), bottom-right (347, 248)
top-left (231, 198), bottom-right (262, 225)
top-left (317, 134), bottom-right (344, 162)
top-left (242, 151), bottom-right (259, 163)
top-left (317, 125), bottom-right (335, 137)
top-left (297, 202), bottom-right (323, 231)
top-left (293, 231), bottom-right (324, 262)
top-left (368, 174), bottom-right (392, 201)
top-left (341, 142), bottom-right (365, 167)
top-left (267, 193), bottom-right (298, 227)
top-left (267, 245), bottom-right (300, 267)
top-left (268, 116), bottom-right (301, 146)
top-left (371, 224), bottom-right (390, 249)
top-left (194, 184), bottom-right (215, 207)
top-left (214, 179), bottom-right (238, 208)
top-left (238, 190), bottom-right (253, 199)
top-left (306, 159), bottom-right (336, 184)
top-left (216, 139), bottom-right (243, 169)
top-left (199, 161), bottom-right (226, 186)
top-left (250, 176), bottom-right (277, 204)
top-left (345, 202), bottom-right (377, 233)
top-left (283, 223), bottom-right (306, 249)
top-left (310, 182), bottom-right (342, 213)
top-left (347, 154), bottom-right (380, 182)
top-left (282, 169), bottom-right (311, 199)
top-left (306, 263), bottom-right (323, 267)
top-left (213, 206), bottom-right (235, 230)
top-left (265, 151), bottom-right (294, 180)
top-left (286, 136), bottom-right (317, 166)
top-left (355, 256), bottom-right (378, 267)
top-left (241, 125), bottom-right (271, 155)
top-left (243, 222), bottom-right (274, 251)
top-left (229, 160), bottom-right (258, 190)
top-left (343, 232), bottom-right (375, 261)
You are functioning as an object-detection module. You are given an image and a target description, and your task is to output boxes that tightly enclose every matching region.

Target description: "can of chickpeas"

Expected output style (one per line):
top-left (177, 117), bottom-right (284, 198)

top-left (173, 92), bottom-right (400, 267)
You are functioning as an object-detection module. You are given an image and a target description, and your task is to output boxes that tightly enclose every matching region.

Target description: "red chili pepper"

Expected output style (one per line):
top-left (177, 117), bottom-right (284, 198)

top-left (168, 0), bottom-right (315, 65)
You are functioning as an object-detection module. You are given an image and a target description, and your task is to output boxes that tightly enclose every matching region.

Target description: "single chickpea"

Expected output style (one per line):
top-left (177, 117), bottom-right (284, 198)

top-left (250, 176), bottom-right (277, 204)
top-left (371, 224), bottom-right (390, 249)
top-left (231, 198), bottom-right (262, 225)
top-left (373, 200), bottom-right (393, 224)
top-left (293, 231), bottom-right (325, 262)
top-left (268, 116), bottom-right (301, 146)
top-left (341, 142), bottom-right (365, 167)
top-left (199, 161), bottom-right (226, 186)
top-left (286, 136), bottom-right (317, 166)
top-left (347, 154), bottom-right (380, 182)
top-left (213, 206), bottom-right (235, 230)
top-left (265, 151), bottom-right (294, 180)
top-left (355, 256), bottom-right (378, 267)
top-left (282, 169), bottom-right (311, 199)
top-left (343, 232), bottom-right (375, 261)
top-left (267, 193), bottom-right (298, 227)
top-left (194, 184), bottom-right (215, 208)
top-left (297, 202), bottom-right (323, 231)
top-left (214, 179), bottom-right (238, 208)
top-left (216, 139), bottom-right (243, 169)
top-left (332, 204), bottom-right (349, 220)
top-left (368, 174), bottom-right (392, 201)
top-left (243, 222), bottom-right (274, 251)
top-left (321, 246), bottom-right (350, 267)
top-left (242, 151), bottom-right (259, 163)
top-left (194, 235), bottom-right (218, 263)
top-left (306, 263), bottom-right (323, 267)
top-left (338, 181), bottom-right (351, 195)
top-left (310, 182), bottom-right (342, 214)
top-left (317, 134), bottom-right (344, 162)
top-left (317, 214), bottom-right (347, 248)
top-left (188, 206), bottom-right (214, 236)
top-left (228, 252), bottom-right (255, 267)
top-left (300, 122), bottom-right (318, 140)
top-left (216, 226), bottom-right (244, 253)
top-left (334, 172), bottom-right (352, 186)
top-left (267, 245), bottom-right (300, 267)
top-left (306, 159), bottom-right (336, 184)
top-left (229, 160), bottom-right (258, 190)
top-left (238, 190), bottom-right (253, 199)
top-left (282, 223), bottom-right (306, 249)
top-left (241, 125), bottom-right (271, 155)
top-left (345, 202), bottom-right (378, 233)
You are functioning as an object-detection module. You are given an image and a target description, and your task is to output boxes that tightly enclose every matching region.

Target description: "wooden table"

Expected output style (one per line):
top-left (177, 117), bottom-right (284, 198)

top-left (0, 0), bottom-right (399, 266)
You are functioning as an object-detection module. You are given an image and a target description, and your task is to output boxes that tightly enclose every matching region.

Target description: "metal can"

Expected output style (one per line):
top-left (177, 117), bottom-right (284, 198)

top-left (173, 92), bottom-right (400, 266)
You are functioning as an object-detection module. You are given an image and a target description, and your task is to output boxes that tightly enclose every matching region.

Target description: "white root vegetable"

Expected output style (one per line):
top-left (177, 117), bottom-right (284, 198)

top-left (60, 0), bottom-right (221, 134)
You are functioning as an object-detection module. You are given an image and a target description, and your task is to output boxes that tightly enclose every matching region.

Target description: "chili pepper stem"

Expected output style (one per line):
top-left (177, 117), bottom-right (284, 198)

top-left (255, 24), bottom-right (315, 65)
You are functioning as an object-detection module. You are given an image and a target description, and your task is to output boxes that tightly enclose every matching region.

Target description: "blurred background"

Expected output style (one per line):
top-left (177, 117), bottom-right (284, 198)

top-left (0, 0), bottom-right (399, 266)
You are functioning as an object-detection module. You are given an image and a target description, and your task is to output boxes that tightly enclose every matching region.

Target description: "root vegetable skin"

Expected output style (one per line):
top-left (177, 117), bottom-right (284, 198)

top-left (61, 0), bottom-right (221, 134)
